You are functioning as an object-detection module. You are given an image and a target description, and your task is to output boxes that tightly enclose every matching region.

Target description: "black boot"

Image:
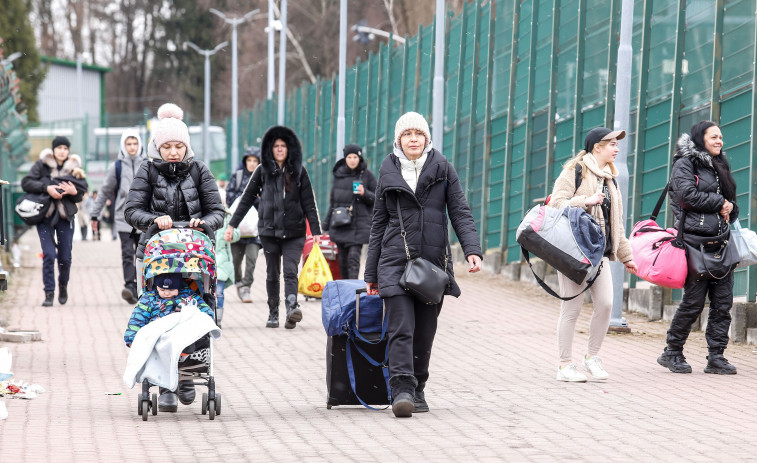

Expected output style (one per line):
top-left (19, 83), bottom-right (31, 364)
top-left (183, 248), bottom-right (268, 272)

top-left (413, 382), bottom-right (429, 413)
top-left (704, 351), bottom-right (737, 375)
top-left (42, 292), bottom-right (54, 307)
top-left (657, 348), bottom-right (692, 373)
top-left (58, 286), bottom-right (68, 305)
top-left (177, 380), bottom-right (196, 405)
top-left (284, 294), bottom-right (302, 330)
top-left (389, 375), bottom-right (418, 418)
top-left (158, 387), bottom-right (178, 412)
top-left (266, 299), bottom-right (279, 328)
top-left (121, 285), bottom-right (137, 304)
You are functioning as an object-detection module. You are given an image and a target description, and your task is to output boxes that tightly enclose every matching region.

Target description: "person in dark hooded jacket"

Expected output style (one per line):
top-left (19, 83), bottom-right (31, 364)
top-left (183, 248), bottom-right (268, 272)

top-left (365, 112), bottom-right (483, 418)
top-left (123, 102), bottom-right (224, 413)
top-left (22, 138), bottom-right (88, 307)
top-left (225, 126), bottom-right (321, 330)
top-left (322, 143), bottom-right (377, 279)
top-left (658, 121), bottom-right (739, 376)
top-left (226, 146), bottom-right (263, 303)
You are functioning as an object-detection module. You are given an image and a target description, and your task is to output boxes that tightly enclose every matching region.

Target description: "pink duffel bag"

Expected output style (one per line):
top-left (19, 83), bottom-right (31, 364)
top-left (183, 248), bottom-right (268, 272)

top-left (628, 184), bottom-right (687, 289)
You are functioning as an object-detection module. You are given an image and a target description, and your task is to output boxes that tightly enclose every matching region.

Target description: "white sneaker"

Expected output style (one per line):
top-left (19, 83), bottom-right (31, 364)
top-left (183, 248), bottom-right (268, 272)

top-left (583, 355), bottom-right (609, 380)
top-left (556, 364), bottom-right (587, 382)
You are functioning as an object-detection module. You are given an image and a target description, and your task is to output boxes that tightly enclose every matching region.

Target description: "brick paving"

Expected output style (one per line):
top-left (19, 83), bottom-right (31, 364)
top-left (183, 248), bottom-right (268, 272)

top-left (2, 229), bottom-right (757, 462)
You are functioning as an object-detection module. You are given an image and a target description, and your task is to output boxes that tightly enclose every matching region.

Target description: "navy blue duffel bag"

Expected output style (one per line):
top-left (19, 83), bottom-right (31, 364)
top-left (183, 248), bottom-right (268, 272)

top-left (322, 279), bottom-right (386, 337)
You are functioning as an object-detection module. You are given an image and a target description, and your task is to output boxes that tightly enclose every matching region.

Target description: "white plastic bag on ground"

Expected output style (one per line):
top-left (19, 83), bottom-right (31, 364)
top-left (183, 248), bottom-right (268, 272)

top-left (0, 347), bottom-right (12, 381)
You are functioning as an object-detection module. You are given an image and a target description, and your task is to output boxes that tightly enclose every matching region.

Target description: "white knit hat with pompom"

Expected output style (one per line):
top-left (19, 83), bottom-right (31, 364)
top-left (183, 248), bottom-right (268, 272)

top-left (152, 103), bottom-right (191, 149)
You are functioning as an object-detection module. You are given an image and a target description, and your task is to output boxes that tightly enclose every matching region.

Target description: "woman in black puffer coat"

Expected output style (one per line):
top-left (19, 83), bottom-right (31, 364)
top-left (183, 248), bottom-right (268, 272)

top-left (322, 143), bottom-right (377, 279)
top-left (124, 103), bottom-right (224, 256)
top-left (225, 125), bottom-right (321, 330)
top-left (365, 112), bottom-right (483, 418)
top-left (658, 121), bottom-right (739, 376)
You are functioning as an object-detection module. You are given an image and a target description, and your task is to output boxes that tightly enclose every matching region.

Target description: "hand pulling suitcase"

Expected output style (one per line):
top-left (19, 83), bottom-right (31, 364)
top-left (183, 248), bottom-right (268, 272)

top-left (325, 287), bottom-right (390, 409)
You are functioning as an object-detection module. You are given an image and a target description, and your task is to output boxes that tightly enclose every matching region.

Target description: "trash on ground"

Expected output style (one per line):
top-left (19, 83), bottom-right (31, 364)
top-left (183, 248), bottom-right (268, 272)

top-left (0, 380), bottom-right (46, 399)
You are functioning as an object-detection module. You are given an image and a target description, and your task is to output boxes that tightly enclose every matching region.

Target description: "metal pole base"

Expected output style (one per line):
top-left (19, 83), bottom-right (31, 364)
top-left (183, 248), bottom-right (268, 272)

top-left (608, 317), bottom-right (631, 333)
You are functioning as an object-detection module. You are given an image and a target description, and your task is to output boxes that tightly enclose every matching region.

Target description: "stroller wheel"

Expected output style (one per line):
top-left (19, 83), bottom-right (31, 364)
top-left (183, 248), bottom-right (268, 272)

top-left (137, 395), bottom-right (143, 415)
top-left (208, 399), bottom-right (216, 420)
top-left (201, 392), bottom-right (208, 415)
top-left (151, 393), bottom-right (158, 416)
top-left (141, 401), bottom-right (149, 421)
top-left (215, 393), bottom-right (222, 415)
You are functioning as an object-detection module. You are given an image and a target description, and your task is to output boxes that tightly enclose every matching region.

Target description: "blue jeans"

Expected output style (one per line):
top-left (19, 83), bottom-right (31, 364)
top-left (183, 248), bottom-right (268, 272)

top-left (37, 220), bottom-right (75, 292)
top-left (217, 280), bottom-right (226, 309)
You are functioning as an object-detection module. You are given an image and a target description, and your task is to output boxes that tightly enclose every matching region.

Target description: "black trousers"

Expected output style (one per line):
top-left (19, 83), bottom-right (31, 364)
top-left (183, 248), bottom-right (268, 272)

top-left (37, 220), bottom-right (75, 292)
top-left (259, 235), bottom-right (305, 302)
top-left (336, 243), bottom-right (362, 280)
top-left (667, 272), bottom-right (733, 353)
top-left (385, 294), bottom-right (442, 384)
top-left (118, 232), bottom-right (138, 289)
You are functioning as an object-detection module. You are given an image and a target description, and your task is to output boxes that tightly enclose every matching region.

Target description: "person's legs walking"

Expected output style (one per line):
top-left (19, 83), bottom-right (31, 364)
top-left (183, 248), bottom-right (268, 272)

top-left (37, 223), bottom-right (57, 305)
top-left (347, 244), bottom-right (362, 279)
top-left (555, 271), bottom-right (588, 381)
top-left (386, 294), bottom-right (419, 417)
top-left (55, 221), bottom-right (75, 305)
top-left (260, 236), bottom-right (283, 328)
top-left (282, 236), bottom-right (305, 329)
top-left (241, 242), bottom-right (261, 288)
top-left (216, 280), bottom-right (226, 327)
top-left (581, 258), bottom-right (614, 379)
top-left (658, 276), bottom-right (708, 373)
top-left (336, 243), bottom-right (350, 280)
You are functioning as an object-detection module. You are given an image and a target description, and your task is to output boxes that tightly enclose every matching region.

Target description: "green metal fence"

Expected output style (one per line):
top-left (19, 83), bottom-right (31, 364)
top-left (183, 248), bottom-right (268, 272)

top-left (232, 0), bottom-right (757, 301)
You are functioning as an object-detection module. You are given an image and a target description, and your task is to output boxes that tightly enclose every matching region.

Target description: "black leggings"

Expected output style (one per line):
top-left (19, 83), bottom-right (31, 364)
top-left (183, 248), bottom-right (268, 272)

top-left (259, 236), bottom-right (306, 303)
top-left (336, 243), bottom-right (362, 279)
top-left (385, 294), bottom-right (443, 384)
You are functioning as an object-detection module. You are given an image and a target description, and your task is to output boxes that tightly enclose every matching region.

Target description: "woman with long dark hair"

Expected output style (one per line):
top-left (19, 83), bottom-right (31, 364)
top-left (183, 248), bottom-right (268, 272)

top-left (658, 121), bottom-right (739, 375)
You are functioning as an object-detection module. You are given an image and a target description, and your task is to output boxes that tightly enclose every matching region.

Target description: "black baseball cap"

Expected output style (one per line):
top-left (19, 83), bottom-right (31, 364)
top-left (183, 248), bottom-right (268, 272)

top-left (584, 127), bottom-right (626, 153)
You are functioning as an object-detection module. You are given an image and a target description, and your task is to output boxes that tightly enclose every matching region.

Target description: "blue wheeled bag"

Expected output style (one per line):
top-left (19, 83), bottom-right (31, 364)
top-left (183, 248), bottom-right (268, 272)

top-left (322, 280), bottom-right (390, 409)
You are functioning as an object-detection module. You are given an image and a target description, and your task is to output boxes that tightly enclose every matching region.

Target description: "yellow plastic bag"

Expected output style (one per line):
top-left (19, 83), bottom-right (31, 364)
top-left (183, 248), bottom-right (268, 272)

top-left (298, 242), bottom-right (333, 298)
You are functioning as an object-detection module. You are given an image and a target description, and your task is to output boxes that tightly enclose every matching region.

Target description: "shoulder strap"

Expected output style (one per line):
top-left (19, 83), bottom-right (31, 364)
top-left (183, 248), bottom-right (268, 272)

top-left (190, 162), bottom-right (201, 186)
top-left (650, 182), bottom-right (671, 221)
top-left (114, 160), bottom-right (122, 200)
top-left (235, 170), bottom-right (244, 189)
top-left (521, 247), bottom-right (603, 301)
top-left (574, 164), bottom-right (583, 193)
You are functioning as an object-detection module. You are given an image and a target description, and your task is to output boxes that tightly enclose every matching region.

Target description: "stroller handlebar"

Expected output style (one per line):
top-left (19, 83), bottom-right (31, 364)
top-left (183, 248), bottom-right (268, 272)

top-left (143, 221), bottom-right (216, 242)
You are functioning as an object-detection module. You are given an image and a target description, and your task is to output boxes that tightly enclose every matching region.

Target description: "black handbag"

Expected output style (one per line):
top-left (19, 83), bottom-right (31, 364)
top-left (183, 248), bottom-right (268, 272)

top-left (678, 210), bottom-right (739, 281)
top-left (15, 192), bottom-right (52, 225)
top-left (330, 205), bottom-right (353, 228)
top-left (396, 198), bottom-right (450, 305)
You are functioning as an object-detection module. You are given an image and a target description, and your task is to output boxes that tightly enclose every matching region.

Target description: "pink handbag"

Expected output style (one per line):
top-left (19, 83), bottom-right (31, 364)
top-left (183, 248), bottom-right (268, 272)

top-left (628, 184), bottom-right (687, 289)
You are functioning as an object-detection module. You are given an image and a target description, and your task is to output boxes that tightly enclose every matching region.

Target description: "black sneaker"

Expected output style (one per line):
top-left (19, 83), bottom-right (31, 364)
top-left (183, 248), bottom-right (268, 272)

top-left (657, 349), bottom-right (692, 373)
top-left (121, 287), bottom-right (138, 304)
top-left (704, 353), bottom-right (737, 375)
top-left (42, 292), bottom-right (54, 307)
top-left (58, 286), bottom-right (68, 305)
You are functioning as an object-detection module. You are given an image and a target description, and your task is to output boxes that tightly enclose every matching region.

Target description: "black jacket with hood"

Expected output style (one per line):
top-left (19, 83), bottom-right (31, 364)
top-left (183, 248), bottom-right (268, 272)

top-left (22, 151), bottom-right (88, 225)
top-left (124, 141), bottom-right (225, 253)
top-left (229, 126), bottom-right (321, 239)
top-left (322, 156), bottom-right (377, 245)
top-left (364, 148), bottom-right (482, 299)
top-left (669, 133), bottom-right (738, 237)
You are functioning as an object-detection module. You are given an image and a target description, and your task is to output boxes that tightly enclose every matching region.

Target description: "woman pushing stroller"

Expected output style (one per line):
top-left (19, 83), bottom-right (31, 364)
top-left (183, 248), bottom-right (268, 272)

top-left (124, 102), bottom-right (224, 411)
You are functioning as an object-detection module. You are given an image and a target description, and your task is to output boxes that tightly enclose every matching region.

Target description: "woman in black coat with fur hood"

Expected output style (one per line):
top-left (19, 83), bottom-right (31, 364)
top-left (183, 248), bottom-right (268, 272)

top-left (225, 126), bottom-right (321, 330)
top-left (321, 143), bottom-right (377, 279)
top-left (365, 112), bottom-right (483, 418)
top-left (658, 121), bottom-right (739, 376)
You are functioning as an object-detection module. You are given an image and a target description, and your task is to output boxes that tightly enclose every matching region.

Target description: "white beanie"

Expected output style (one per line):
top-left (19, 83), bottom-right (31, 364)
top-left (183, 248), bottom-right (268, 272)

top-left (394, 112), bottom-right (431, 145)
top-left (153, 103), bottom-right (191, 149)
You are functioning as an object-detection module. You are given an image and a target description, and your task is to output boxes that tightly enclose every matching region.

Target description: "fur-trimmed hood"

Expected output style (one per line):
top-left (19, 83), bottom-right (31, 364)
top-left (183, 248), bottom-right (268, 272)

top-left (41, 150), bottom-right (86, 179)
top-left (674, 132), bottom-right (721, 168)
top-left (260, 125), bottom-right (303, 177)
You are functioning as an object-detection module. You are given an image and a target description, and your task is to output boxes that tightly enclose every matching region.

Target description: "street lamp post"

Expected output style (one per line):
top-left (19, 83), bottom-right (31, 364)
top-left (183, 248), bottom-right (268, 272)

top-left (210, 8), bottom-right (260, 172)
top-left (185, 41), bottom-right (229, 167)
top-left (268, 0), bottom-right (275, 100)
top-left (278, 0), bottom-right (287, 125)
top-left (336, 0), bottom-right (347, 160)
top-left (432, 0), bottom-right (445, 145)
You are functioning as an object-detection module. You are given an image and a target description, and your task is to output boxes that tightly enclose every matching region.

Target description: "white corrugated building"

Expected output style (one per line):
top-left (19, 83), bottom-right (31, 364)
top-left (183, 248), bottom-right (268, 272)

top-left (37, 56), bottom-right (109, 124)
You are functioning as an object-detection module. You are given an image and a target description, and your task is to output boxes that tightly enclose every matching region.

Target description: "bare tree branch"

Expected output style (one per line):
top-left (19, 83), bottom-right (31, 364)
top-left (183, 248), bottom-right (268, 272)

top-left (383, 0), bottom-right (399, 36)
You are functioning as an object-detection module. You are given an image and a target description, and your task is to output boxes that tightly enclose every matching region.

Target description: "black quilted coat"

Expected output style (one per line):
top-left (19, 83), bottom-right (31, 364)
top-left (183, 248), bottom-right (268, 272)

top-left (124, 142), bottom-right (224, 252)
top-left (229, 125), bottom-right (321, 238)
top-left (669, 133), bottom-right (738, 236)
top-left (364, 149), bottom-right (483, 298)
top-left (321, 157), bottom-right (377, 245)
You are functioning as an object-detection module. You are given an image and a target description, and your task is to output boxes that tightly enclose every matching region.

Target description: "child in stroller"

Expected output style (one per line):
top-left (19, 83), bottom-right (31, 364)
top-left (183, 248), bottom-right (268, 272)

top-left (124, 272), bottom-right (214, 411)
top-left (124, 225), bottom-right (222, 420)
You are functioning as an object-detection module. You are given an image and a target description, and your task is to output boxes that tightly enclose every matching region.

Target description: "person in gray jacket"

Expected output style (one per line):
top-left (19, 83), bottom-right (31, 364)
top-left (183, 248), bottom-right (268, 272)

top-left (90, 128), bottom-right (146, 304)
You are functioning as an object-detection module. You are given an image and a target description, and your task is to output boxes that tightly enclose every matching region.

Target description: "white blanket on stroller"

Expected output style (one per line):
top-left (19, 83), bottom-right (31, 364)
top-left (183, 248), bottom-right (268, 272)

top-left (123, 301), bottom-right (221, 391)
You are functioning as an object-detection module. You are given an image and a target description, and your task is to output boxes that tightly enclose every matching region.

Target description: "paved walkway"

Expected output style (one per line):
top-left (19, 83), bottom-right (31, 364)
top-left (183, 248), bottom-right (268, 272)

top-left (2, 229), bottom-right (757, 462)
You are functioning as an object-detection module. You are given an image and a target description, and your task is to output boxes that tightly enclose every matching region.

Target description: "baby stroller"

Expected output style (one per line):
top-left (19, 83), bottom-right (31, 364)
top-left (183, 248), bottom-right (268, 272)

top-left (135, 222), bottom-right (223, 420)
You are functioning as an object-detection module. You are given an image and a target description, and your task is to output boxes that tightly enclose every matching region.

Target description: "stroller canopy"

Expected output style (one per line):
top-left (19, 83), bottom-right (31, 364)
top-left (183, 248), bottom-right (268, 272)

top-left (143, 228), bottom-right (216, 284)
